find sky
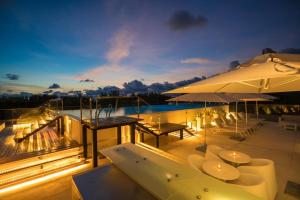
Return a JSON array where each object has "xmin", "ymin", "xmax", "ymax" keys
[{"xmin": 0, "ymin": 0, "xmax": 300, "ymax": 94}]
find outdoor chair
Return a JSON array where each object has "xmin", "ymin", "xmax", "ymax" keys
[
  {"xmin": 280, "ymin": 115, "xmax": 299, "ymax": 131},
  {"xmin": 238, "ymin": 158, "xmax": 277, "ymax": 200},
  {"xmin": 230, "ymin": 172, "xmax": 269, "ymax": 200},
  {"xmin": 290, "ymin": 107, "xmax": 296, "ymax": 113},
  {"xmin": 205, "ymin": 145, "xmax": 224, "ymax": 161},
  {"xmin": 187, "ymin": 154, "xmax": 205, "ymax": 171},
  {"xmin": 211, "ymin": 117, "xmax": 251, "ymax": 137},
  {"xmin": 238, "ymin": 112, "xmax": 246, "ymax": 120}
]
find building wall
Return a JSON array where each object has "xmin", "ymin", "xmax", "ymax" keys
[{"xmin": 130, "ymin": 105, "xmax": 229, "ymax": 126}]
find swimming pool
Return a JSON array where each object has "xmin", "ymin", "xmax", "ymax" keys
[{"xmin": 63, "ymin": 103, "xmax": 206, "ymax": 118}]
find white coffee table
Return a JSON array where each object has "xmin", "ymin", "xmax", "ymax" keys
[
  {"xmin": 202, "ymin": 160, "xmax": 240, "ymax": 181},
  {"xmin": 218, "ymin": 150, "xmax": 251, "ymax": 165}
]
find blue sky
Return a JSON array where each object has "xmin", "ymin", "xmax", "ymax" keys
[{"xmin": 0, "ymin": 0, "xmax": 300, "ymax": 94}]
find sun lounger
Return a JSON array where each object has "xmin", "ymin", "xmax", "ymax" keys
[{"xmin": 280, "ymin": 115, "xmax": 300, "ymax": 131}]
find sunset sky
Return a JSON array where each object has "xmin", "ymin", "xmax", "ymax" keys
[{"xmin": 0, "ymin": 0, "xmax": 300, "ymax": 94}]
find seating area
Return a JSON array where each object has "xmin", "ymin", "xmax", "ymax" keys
[
  {"xmin": 188, "ymin": 145, "xmax": 277, "ymax": 200},
  {"xmin": 137, "ymin": 108, "xmax": 264, "ymax": 148},
  {"xmin": 210, "ymin": 111, "xmax": 263, "ymax": 139}
]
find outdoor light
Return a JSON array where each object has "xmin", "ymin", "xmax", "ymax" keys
[
  {"xmin": 217, "ymin": 163, "xmax": 222, "ymax": 169},
  {"xmin": 187, "ymin": 121, "xmax": 192, "ymax": 128},
  {"xmin": 211, "ymin": 121, "xmax": 217, "ymax": 126},
  {"xmin": 165, "ymin": 173, "xmax": 172, "ymax": 182},
  {"xmin": 226, "ymin": 113, "xmax": 231, "ymax": 120},
  {"xmin": 232, "ymin": 152, "xmax": 237, "ymax": 157},
  {"xmin": 13, "ymin": 123, "xmax": 31, "ymax": 130},
  {"xmin": 196, "ymin": 115, "xmax": 201, "ymax": 131}
]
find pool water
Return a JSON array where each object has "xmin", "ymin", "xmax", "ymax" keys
[{"xmin": 63, "ymin": 103, "xmax": 205, "ymax": 118}]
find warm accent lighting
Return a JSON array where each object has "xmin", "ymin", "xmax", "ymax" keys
[
  {"xmin": 165, "ymin": 173, "xmax": 172, "ymax": 182},
  {"xmin": 196, "ymin": 116, "xmax": 201, "ymax": 131},
  {"xmin": 211, "ymin": 121, "xmax": 217, "ymax": 126},
  {"xmin": 0, "ymin": 163, "xmax": 89, "ymax": 195},
  {"xmin": 13, "ymin": 123, "xmax": 31, "ymax": 130},
  {"xmin": 187, "ymin": 121, "xmax": 192, "ymax": 128}
]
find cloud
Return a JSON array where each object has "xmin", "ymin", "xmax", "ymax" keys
[
  {"xmin": 48, "ymin": 83, "xmax": 61, "ymax": 89},
  {"xmin": 0, "ymin": 81, "xmax": 45, "ymax": 94},
  {"xmin": 106, "ymin": 28, "xmax": 134, "ymax": 63},
  {"xmin": 181, "ymin": 57, "xmax": 211, "ymax": 64},
  {"xmin": 43, "ymin": 90, "xmax": 53, "ymax": 94},
  {"xmin": 167, "ymin": 10, "xmax": 207, "ymax": 31},
  {"xmin": 80, "ymin": 79, "xmax": 94, "ymax": 83},
  {"xmin": 5, "ymin": 73, "xmax": 19, "ymax": 80},
  {"xmin": 74, "ymin": 27, "xmax": 135, "ymax": 85}
]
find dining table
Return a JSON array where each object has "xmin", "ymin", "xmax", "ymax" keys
[
  {"xmin": 218, "ymin": 150, "xmax": 251, "ymax": 166},
  {"xmin": 202, "ymin": 160, "xmax": 240, "ymax": 181}
]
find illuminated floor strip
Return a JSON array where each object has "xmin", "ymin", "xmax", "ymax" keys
[{"xmin": 0, "ymin": 163, "xmax": 89, "ymax": 195}]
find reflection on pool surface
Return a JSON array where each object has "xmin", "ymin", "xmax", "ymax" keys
[{"xmin": 63, "ymin": 103, "xmax": 205, "ymax": 118}]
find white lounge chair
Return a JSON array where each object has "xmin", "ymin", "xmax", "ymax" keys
[
  {"xmin": 205, "ymin": 145, "xmax": 223, "ymax": 161},
  {"xmin": 230, "ymin": 172, "xmax": 269, "ymax": 200},
  {"xmin": 238, "ymin": 158, "xmax": 277, "ymax": 200},
  {"xmin": 187, "ymin": 154, "xmax": 205, "ymax": 171}
]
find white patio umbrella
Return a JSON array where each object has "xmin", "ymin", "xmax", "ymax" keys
[
  {"xmin": 167, "ymin": 93, "xmax": 240, "ymax": 152},
  {"xmin": 165, "ymin": 53, "xmax": 300, "ymax": 94}
]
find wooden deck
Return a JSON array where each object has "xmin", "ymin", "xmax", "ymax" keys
[{"xmin": 0, "ymin": 127, "xmax": 79, "ymax": 164}]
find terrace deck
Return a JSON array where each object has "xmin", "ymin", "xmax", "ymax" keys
[{"xmin": 2, "ymin": 121, "xmax": 300, "ymax": 200}]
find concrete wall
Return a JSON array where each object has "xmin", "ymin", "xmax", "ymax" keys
[{"xmin": 130, "ymin": 105, "xmax": 229, "ymax": 126}]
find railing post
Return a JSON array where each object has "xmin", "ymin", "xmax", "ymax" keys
[
  {"xmin": 130, "ymin": 123, "xmax": 136, "ymax": 144},
  {"xmin": 60, "ymin": 116, "xmax": 64, "ymax": 136},
  {"xmin": 92, "ymin": 129, "xmax": 98, "ymax": 167},
  {"xmin": 82, "ymin": 125, "xmax": 88, "ymax": 158},
  {"xmin": 117, "ymin": 126, "xmax": 122, "ymax": 144}
]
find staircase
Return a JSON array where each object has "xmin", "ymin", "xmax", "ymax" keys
[
  {"xmin": 0, "ymin": 125, "xmax": 84, "ymax": 187},
  {"xmin": 0, "ymin": 146, "xmax": 84, "ymax": 187},
  {"xmin": 14, "ymin": 115, "xmax": 63, "ymax": 143}
]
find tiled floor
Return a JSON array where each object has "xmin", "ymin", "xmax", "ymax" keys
[{"xmin": 1, "ymin": 121, "xmax": 299, "ymax": 200}]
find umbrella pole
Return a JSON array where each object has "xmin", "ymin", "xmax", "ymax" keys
[
  {"xmin": 204, "ymin": 101, "xmax": 207, "ymax": 146},
  {"xmin": 235, "ymin": 101, "xmax": 238, "ymax": 134},
  {"xmin": 256, "ymin": 101, "xmax": 259, "ymax": 120},
  {"xmin": 197, "ymin": 101, "xmax": 207, "ymax": 152},
  {"xmin": 245, "ymin": 101, "xmax": 248, "ymax": 125}
]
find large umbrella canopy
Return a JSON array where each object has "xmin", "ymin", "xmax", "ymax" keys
[
  {"xmin": 229, "ymin": 93, "xmax": 276, "ymax": 101},
  {"xmin": 167, "ymin": 93, "xmax": 239, "ymax": 103},
  {"xmin": 165, "ymin": 53, "xmax": 300, "ymax": 94}
]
